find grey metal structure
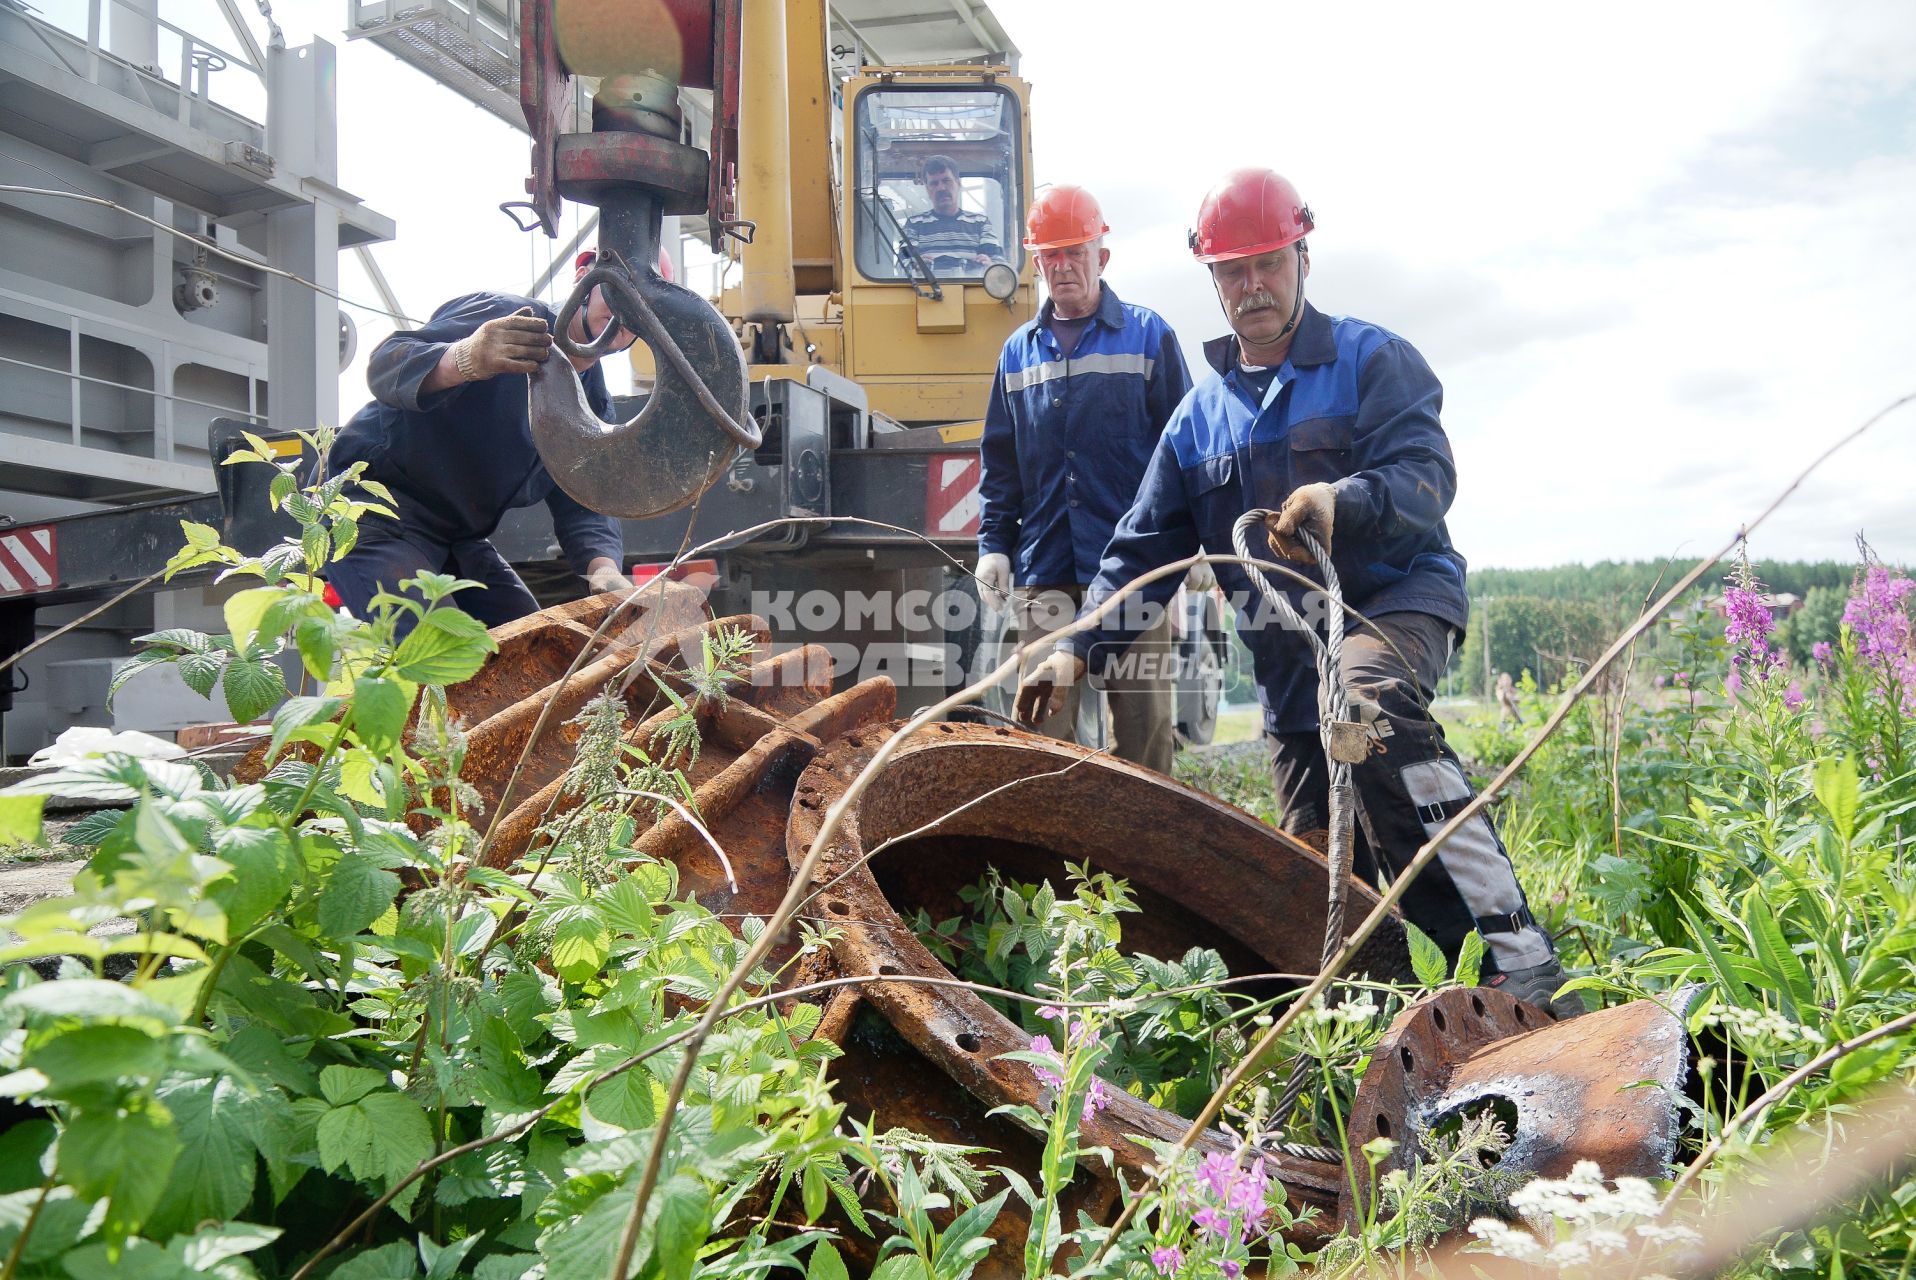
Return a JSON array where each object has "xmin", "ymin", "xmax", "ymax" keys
[
  {"xmin": 0, "ymin": 0, "xmax": 392, "ymax": 756},
  {"xmin": 344, "ymin": 0, "xmax": 1017, "ymax": 133},
  {"xmin": 0, "ymin": 0, "xmax": 1215, "ymax": 760}
]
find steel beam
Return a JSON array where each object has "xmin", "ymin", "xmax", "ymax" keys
[
  {"xmin": 264, "ymin": 39, "xmax": 340, "ymax": 435},
  {"xmin": 0, "ymin": 432, "xmax": 211, "ymax": 496},
  {"xmin": 351, "ymin": 244, "xmax": 415, "ymax": 326}
]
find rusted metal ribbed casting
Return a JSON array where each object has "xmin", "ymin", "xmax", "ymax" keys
[{"xmin": 238, "ymin": 594, "xmax": 1692, "ymax": 1271}]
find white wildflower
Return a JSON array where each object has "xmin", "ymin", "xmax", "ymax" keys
[
  {"xmin": 1303, "ymin": 992, "xmax": 1380, "ymax": 1029},
  {"xmin": 1546, "ymin": 1238, "xmax": 1593, "ymax": 1267},
  {"xmin": 1609, "ymin": 1176, "xmax": 1662, "ymax": 1216},
  {"xmin": 1584, "ymin": 1227, "xmax": 1631, "ymax": 1255},
  {"xmin": 1469, "ymin": 1218, "xmax": 1545, "ymax": 1263},
  {"xmin": 1635, "ymin": 1222, "xmax": 1704, "ymax": 1246}
]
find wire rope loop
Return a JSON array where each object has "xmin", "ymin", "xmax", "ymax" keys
[
  {"xmin": 1231, "ymin": 508, "xmax": 1357, "ymax": 1131},
  {"xmin": 551, "ymin": 264, "xmax": 763, "ymax": 450}
]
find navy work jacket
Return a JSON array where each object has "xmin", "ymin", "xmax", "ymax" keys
[
  {"xmin": 331, "ymin": 292, "xmax": 623, "ymax": 573},
  {"xmin": 1064, "ymin": 303, "xmax": 1470, "ymax": 735},
  {"xmin": 978, "ymin": 285, "xmax": 1192, "ymax": 586}
]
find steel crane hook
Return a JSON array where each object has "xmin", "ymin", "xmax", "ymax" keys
[{"xmin": 528, "ymin": 253, "xmax": 757, "ymax": 520}]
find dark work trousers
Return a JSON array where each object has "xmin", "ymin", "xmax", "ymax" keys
[
  {"xmin": 327, "ymin": 524, "xmax": 540, "ymax": 637},
  {"xmin": 1266, "ymin": 611, "xmax": 1554, "ymax": 973},
  {"xmin": 1010, "ymin": 584, "xmax": 1176, "ymax": 775}
]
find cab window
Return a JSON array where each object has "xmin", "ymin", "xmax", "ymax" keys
[{"xmin": 852, "ymin": 85, "xmax": 1023, "ymax": 284}]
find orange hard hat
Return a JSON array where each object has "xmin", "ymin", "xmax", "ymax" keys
[
  {"xmin": 1023, "ymin": 184, "xmax": 1109, "ymax": 251},
  {"xmin": 1189, "ymin": 168, "xmax": 1314, "ymax": 264}
]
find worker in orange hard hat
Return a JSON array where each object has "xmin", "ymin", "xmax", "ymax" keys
[
  {"xmin": 977, "ymin": 184, "xmax": 1194, "ymax": 773},
  {"xmin": 1020, "ymin": 168, "xmax": 1582, "ymax": 1018}
]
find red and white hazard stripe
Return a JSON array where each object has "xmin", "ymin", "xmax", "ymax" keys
[
  {"xmin": 926, "ymin": 453, "xmax": 982, "ymax": 538},
  {"xmin": 0, "ymin": 527, "xmax": 57, "ymax": 597}
]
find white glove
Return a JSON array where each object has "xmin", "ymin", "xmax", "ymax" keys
[
  {"xmin": 586, "ymin": 563, "xmax": 633, "ymax": 595},
  {"xmin": 976, "ymin": 552, "xmax": 1012, "ymax": 610},
  {"xmin": 1184, "ymin": 558, "xmax": 1217, "ymax": 593},
  {"xmin": 1015, "ymin": 650, "xmax": 1086, "ymax": 728}
]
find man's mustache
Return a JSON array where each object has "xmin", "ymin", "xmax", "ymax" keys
[{"xmin": 1234, "ymin": 290, "xmax": 1280, "ymax": 317}]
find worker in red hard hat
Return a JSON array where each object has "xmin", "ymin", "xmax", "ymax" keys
[
  {"xmin": 1019, "ymin": 168, "xmax": 1581, "ymax": 1018},
  {"xmin": 326, "ymin": 249, "xmax": 640, "ymax": 636},
  {"xmin": 977, "ymin": 184, "xmax": 1194, "ymax": 772}
]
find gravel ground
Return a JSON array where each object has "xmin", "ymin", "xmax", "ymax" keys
[{"xmin": 0, "ymin": 811, "xmax": 123, "ymax": 926}]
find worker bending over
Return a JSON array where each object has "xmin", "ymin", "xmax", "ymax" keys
[
  {"xmin": 1018, "ymin": 169, "xmax": 1579, "ymax": 1017},
  {"xmin": 978, "ymin": 185, "xmax": 1193, "ymax": 773},
  {"xmin": 327, "ymin": 250, "xmax": 637, "ymax": 632}
]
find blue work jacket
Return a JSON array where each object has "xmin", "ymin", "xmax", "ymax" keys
[
  {"xmin": 978, "ymin": 285, "xmax": 1192, "ymax": 586},
  {"xmin": 331, "ymin": 292, "xmax": 623, "ymax": 573},
  {"xmin": 1064, "ymin": 303, "xmax": 1471, "ymax": 735}
]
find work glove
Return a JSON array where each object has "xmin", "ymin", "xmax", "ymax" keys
[
  {"xmin": 586, "ymin": 562, "xmax": 633, "ymax": 595},
  {"xmin": 1265, "ymin": 482, "xmax": 1337, "ymax": 565},
  {"xmin": 1184, "ymin": 558, "xmax": 1217, "ymax": 593},
  {"xmin": 1015, "ymin": 650, "xmax": 1086, "ymax": 728},
  {"xmin": 452, "ymin": 307, "xmax": 553, "ymax": 381},
  {"xmin": 975, "ymin": 552, "xmax": 1012, "ymax": 610}
]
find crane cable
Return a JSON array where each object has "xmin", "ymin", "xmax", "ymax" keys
[{"xmin": 1229, "ymin": 510, "xmax": 1356, "ymax": 1134}]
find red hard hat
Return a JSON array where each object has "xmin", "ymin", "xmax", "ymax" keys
[
  {"xmin": 1023, "ymin": 184, "xmax": 1109, "ymax": 251},
  {"xmin": 1190, "ymin": 168, "xmax": 1314, "ymax": 264},
  {"xmin": 578, "ymin": 246, "xmax": 674, "ymax": 282}
]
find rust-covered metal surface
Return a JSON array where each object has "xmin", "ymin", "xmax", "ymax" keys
[
  {"xmin": 227, "ymin": 593, "xmax": 1695, "ymax": 1269},
  {"xmin": 1342, "ymin": 985, "xmax": 1695, "ymax": 1226},
  {"xmin": 783, "ymin": 720, "xmax": 1414, "ymax": 1257}
]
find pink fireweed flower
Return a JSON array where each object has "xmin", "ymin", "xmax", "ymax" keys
[
  {"xmin": 1812, "ymin": 640, "xmax": 1834, "ymax": 665},
  {"xmin": 1843, "ymin": 562, "xmax": 1916, "ymax": 709},
  {"xmin": 1081, "ymin": 1076, "xmax": 1111, "ymax": 1123},
  {"xmin": 1228, "ymin": 1158, "xmax": 1270, "ymax": 1227},
  {"xmin": 1150, "ymin": 1245, "xmax": 1183, "ymax": 1276},
  {"xmin": 1722, "ymin": 580, "xmax": 1775, "ymax": 651},
  {"xmin": 1197, "ymin": 1152, "xmax": 1236, "ymax": 1200},
  {"xmin": 1193, "ymin": 1205, "xmax": 1232, "ymax": 1238},
  {"xmin": 1722, "ymin": 566, "xmax": 1785, "ymax": 694},
  {"xmin": 1028, "ymin": 1035, "xmax": 1062, "ymax": 1090},
  {"xmin": 1784, "ymin": 683, "xmax": 1806, "ymax": 710}
]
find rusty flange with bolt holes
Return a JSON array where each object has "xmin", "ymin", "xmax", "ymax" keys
[
  {"xmin": 784, "ymin": 719, "xmax": 1415, "ymax": 1265},
  {"xmin": 1342, "ymin": 984, "xmax": 1696, "ymax": 1228},
  {"xmin": 225, "ymin": 594, "xmax": 1694, "ymax": 1272}
]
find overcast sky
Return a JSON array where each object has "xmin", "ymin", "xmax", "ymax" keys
[{"xmin": 271, "ymin": 0, "xmax": 1916, "ymax": 571}]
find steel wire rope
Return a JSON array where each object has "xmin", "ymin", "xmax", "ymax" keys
[{"xmin": 1230, "ymin": 511, "xmax": 1354, "ymax": 1133}]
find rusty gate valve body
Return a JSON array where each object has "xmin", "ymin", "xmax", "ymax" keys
[{"xmin": 531, "ymin": 241, "xmax": 756, "ymax": 520}]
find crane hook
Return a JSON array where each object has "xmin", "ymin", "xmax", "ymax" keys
[{"xmin": 529, "ymin": 258, "xmax": 757, "ymax": 520}]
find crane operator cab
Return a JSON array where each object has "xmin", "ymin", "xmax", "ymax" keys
[{"xmin": 855, "ymin": 86, "xmax": 1024, "ymax": 301}]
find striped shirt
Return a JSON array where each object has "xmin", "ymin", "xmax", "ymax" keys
[{"xmin": 901, "ymin": 209, "xmax": 1001, "ymax": 267}]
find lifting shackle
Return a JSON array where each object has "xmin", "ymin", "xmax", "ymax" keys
[{"xmin": 522, "ymin": 0, "xmax": 757, "ymax": 519}]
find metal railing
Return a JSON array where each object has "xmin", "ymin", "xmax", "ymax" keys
[
  {"xmin": 10, "ymin": 0, "xmax": 268, "ymax": 126},
  {"xmin": 0, "ymin": 351, "xmax": 264, "ymax": 468}
]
